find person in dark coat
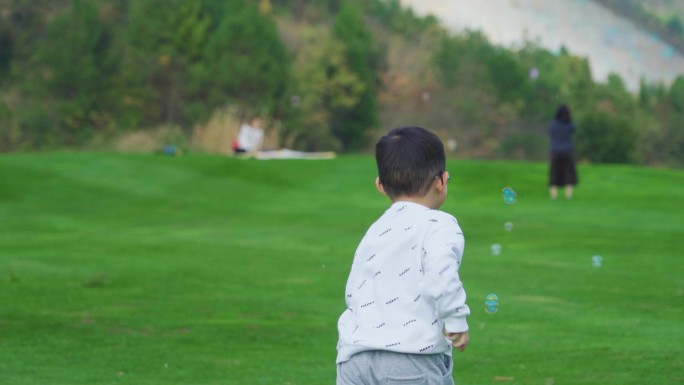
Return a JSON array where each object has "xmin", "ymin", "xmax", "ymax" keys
[{"xmin": 548, "ymin": 105, "xmax": 578, "ymax": 199}]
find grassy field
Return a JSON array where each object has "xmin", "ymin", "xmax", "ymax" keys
[{"xmin": 0, "ymin": 153, "xmax": 682, "ymax": 385}]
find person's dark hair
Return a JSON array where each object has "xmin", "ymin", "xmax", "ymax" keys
[
  {"xmin": 555, "ymin": 104, "xmax": 572, "ymax": 123},
  {"xmin": 375, "ymin": 126, "xmax": 446, "ymax": 199}
]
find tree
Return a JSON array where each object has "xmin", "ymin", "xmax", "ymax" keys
[
  {"xmin": 25, "ymin": 0, "xmax": 119, "ymax": 147},
  {"xmin": 432, "ymin": 35, "xmax": 461, "ymax": 87},
  {"xmin": 486, "ymin": 48, "xmax": 530, "ymax": 104},
  {"xmin": 666, "ymin": 15, "xmax": 683, "ymax": 37},
  {"xmin": 669, "ymin": 76, "xmax": 684, "ymax": 113},
  {"xmin": 271, "ymin": 0, "xmax": 340, "ymax": 20},
  {"xmin": 331, "ymin": 1, "xmax": 380, "ymax": 150},
  {"xmin": 0, "ymin": 25, "xmax": 11, "ymax": 81},
  {"xmin": 607, "ymin": 73, "xmax": 627, "ymax": 94},
  {"xmin": 125, "ymin": 0, "xmax": 215, "ymax": 125},
  {"xmin": 285, "ymin": 29, "xmax": 366, "ymax": 150},
  {"xmin": 638, "ymin": 78, "xmax": 653, "ymax": 109},
  {"xmin": 189, "ymin": 0, "xmax": 290, "ymax": 119}
]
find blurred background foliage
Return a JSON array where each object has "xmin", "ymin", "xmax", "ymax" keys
[{"xmin": 0, "ymin": 0, "xmax": 682, "ymax": 165}]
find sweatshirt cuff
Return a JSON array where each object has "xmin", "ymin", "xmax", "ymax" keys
[{"xmin": 443, "ymin": 317, "xmax": 469, "ymax": 333}]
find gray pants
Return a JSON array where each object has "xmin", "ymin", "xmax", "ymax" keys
[{"xmin": 337, "ymin": 350, "xmax": 455, "ymax": 385}]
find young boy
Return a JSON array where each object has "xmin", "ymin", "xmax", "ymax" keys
[{"xmin": 336, "ymin": 126, "xmax": 470, "ymax": 385}]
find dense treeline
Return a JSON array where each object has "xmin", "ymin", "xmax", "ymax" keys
[
  {"xmin": 0, "ymin": 0, "xmax": 682, "ymax": 165},
  {"xmin": 0, "ymin": 0, "xmax": 295, "ymax": 149}
]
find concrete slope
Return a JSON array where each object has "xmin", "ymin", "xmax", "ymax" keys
[{"xmin": 401, "ymin": 0, "xmax": 684, "ymax": 91}]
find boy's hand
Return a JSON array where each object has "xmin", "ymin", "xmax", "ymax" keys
[{"xmin": 446, "ymin": 331, "xmax": 469, "ymax": 352}]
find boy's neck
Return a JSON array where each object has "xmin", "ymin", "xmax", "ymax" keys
[
  {"xmin": 377, "ymin": 174, "xmax": 448, "ymax": 210},
  {"xmin": 391, "ymin": 194, "xmax": 442, "ymax": 210}
]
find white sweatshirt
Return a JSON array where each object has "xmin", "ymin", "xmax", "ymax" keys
[
  {"xmin": 236, "ymin": 123, "xmax": 264, "ymax": 151},
  {"xmin": 337, "ymin": 201, "xmax": 470, "ymax": 363}
]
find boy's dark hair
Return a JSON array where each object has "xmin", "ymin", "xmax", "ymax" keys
[{"xmin": 375, "ymin": 126, "xmax": 446, "ymax": 199}]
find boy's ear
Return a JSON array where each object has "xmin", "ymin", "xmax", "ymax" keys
[
  {"xmin": 375, "ymin": 177, "xmax": 387, "ymax": 196},
  {"xmin": 434, "ymin": 172, "xmax": 448, "ymax": 192}
]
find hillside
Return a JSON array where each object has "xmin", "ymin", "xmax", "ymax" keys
[
  {"xmin": 595, "ymin": 0, "xmax": 684, "ymax": 54},
  {"xmin": 400, "ymin": 0, "xmax": 684, "ymax": 91},
  {"xmin": 0, "ymin": 0, "xmax": 683, "ymax": 166}
]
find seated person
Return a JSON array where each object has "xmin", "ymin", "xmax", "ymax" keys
[{"xmin": 232, "ymin": 117, "xmax": 264, "ymax": 154}]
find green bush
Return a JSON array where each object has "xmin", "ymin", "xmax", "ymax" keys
[{"xmin": 576, "ymin": 111, "xmax": 639, "ymax": 164}]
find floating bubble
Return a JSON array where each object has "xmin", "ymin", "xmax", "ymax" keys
[
  {"xmin": 529, "ymin": 67, "xmax": 539, "ymax": 79},
  {"xmin": 490, "ymin": 243, "xmax": 502, "ymax": 256},
  {"xmin": 485, "ymin": 305, "xmax": 498, "ymax": 314},
  {"xmin": 502, "ymin": 187, "xmax": 517, "ymax": 205},
  {"xmin": 484, "ymin": 293, "xmax": 499, "ymax": 314},
  {"xmin": 591, "ymin": 255, "xmax": 603, "ymax": 268},
  {"xmin": 504, "ymin": 221, "xmax": 513, "ymax": 232}
]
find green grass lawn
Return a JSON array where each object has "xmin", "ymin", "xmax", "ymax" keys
[{"xmin": 1, "ymin": 153, "xmax": 682, "ymax": 385}]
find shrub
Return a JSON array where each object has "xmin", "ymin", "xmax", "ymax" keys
[{"xmin": 576, "ymin": 111, "xmax": 639, "ymax": 164}]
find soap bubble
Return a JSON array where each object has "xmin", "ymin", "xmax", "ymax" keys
[
  {"xmin": 502, "ymin": 187, "xmax": 517, "ymax": 205},
  {"xmin": 529, "ymin": 67, "xmax": 539, "ymax": 79},
  {"xmin": 504, "ymin": 221, "xmax": 513, "ymax": 232},
  {"xmin": 485, "ymin": 305, "xmax": 498, "ymax": 314},
  {"xmin": 591, "ymin": 255, "xmax": 603, "ymax": 268},
  {"xmin": 490, "ymin": 243, "xmax": 502, "ymax": 256},
  {"xmin": 485, "ymin": 293, "xmax": 499, "ymax": 302},
  {"xmin": 484, "ymin": 293, "xmax": 499, "ymax": 314}
]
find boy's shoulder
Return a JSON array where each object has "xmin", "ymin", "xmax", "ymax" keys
[{"xmin": 425, "ymin": 209, "xmax": 461, "ymax": 233}]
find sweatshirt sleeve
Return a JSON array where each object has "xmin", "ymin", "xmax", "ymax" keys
[{"xmin": 421, "ymin": 221, "xmax": 470, "ymax": 333}]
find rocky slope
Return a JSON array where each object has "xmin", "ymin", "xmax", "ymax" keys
[{"xmin": 401, "ymin": 0, "xmax": 684, "ymax": 91}]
